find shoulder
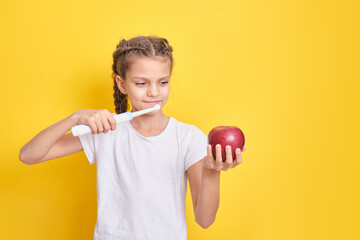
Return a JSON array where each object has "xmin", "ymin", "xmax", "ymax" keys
[{"xmin": 170, "ymin": 117, "xmax": 207, "ymax": 139}]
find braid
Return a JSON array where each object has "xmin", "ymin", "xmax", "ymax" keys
[
  {"xmin": 112, "ymin": 43, "xmax": 129, "ymax": 114},
  {"xmin": 111, "ymin": 35, "xmax": 174, "ymax": 114},
  {"xmin": 112, "ymin": 78, "xmax": 128, "ymax": 114}
]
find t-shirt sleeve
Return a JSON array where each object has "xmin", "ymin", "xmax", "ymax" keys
[
  {"xmin": 184, "ymin": 125, "xmax": 208, "ymax": 172},
  {"xmin": 78, "ymin": 132, "xmax": 101, "ymax": 165}
]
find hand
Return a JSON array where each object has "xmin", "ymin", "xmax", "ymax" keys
[
  {"xmin": 73, "ymin": 109, "xmax": 117, "ymax": 134},
  {"xmin": 203, "ymin": 144, "xmax": 246, "ymax": 172}
]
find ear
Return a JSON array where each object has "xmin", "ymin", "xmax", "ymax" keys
[{"xmin": 115, "ymin": 75, "xmax": 127, "ymax": 95}]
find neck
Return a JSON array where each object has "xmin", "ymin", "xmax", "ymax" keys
[{"xmin": 129, "ymin": 111, "xmax": 169, "ymax": 131}]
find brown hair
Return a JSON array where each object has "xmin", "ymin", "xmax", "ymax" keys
[{"xmin": 112, "ymin": 35, "xmax": 174, "ymax": 114}]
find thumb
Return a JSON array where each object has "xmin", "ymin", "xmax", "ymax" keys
[{"xmin": 112, "ymin": 113, "xmax": 117, "ymax": 116}]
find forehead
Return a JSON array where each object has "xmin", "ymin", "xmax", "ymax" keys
[{"xmin": 127, "ymin": 56, "xmax": 171, "ymax": 78}]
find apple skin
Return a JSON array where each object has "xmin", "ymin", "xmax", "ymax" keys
[{"xmin": 208, "ymin": 126, "xmax": 245, "ymax": 161}]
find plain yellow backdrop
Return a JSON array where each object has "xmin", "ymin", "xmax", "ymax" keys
[{"xmin": 1, "ymin": 0, "xmax": 359, "ymax": 239}]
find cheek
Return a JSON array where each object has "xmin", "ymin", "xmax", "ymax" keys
[
  {"xmin": 163, "ymin": 88, "xmax": 170, "ymax": 96},
  {"xmin": 133, "ymin": 90, "xmax": 146, "ymax": 99},
  {"xmin": 162, "ymin": 84, "xmax": 170, "ymax": 93},
  {"xmin": 127, "ymin": 88, "xmax": 144, "ymax": 100},
  {"xmin": 165, "ymin": 86, "xmax": 171, "ymax": 96}
]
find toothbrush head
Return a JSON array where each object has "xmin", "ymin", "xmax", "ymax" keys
[
  {"xmin": 131, "ymin": 104, "xmax": 162, "ymax": 118},
  {"xmin": 154, "ymin": 104, "xmax": 161, "ymax": 110}
]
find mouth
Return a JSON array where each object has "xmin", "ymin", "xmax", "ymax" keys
[{"xmin": 144, "ymin": 100, "xmax": 161, "ymax": 104}]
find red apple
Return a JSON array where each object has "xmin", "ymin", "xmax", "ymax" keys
[{"xmin": 208, "ymin": 126, "xmax": 245, "ymax": 161}]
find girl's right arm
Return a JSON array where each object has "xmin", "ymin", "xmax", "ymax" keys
[{"xmin": 19, "ymin": 109, "xmax": 117, "ymax": 165}]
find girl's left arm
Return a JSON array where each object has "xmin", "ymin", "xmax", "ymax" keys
[{"xmin": 187, "ymin": 144, "xmax": 245, "ymax": 229}]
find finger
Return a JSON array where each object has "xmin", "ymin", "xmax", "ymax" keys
[
  {"xmin": 206, "ymin": 145, "xmax": 215, "ymax": 169},
  {"xmin": 230, "ymin": 160, "xmax": 239, "ymax": 169},
  {"xmin": 99, "ymin": 110, "xmax": 112, "ymax": 133},
  {"xmin": 107, "ymin": 114, "xmax": 117, "ymax": 130},
  {"xmin": 215, "ymin": 144, "xmax": 223, "ymax": 171},
  {"xmin": 215, "ymin": 144, "xmax": 222, "ymax": 162},
  {"xmin": 88, "ymin": 120, "xmax": 98, "ymax": 135},
  {"xmin": 95, "ymin": 119, "xmax": 103, "ymax": 134},
  {"xmin": 207, "ymin": 144, "xmax": 215, "ymax": 161},
  {"xmin": 101, "ymin": 116, "xmax": 111, "ymax": 133},
  {"xmin": 235, "ymin": 148, "xmax": 242, "ymax": 164},
  {"xmin": 224, "ymin": 145, "xmax": 232, "ymax": 170}
]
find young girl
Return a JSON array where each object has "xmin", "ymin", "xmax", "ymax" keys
[{"xmin": 19, "ymin": 35, "xmax": 245, "ymax": 239}]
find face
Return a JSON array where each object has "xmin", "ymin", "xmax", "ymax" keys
[{"xmin": 115, "ymin": 56, "xmax": 171, "ymax": 114}]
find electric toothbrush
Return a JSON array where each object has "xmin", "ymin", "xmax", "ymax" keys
[{"xmin": 71, "ymin": 104, "xmax": 161, "ymax": 137}]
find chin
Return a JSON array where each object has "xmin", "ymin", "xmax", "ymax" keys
[{"xmin": 148, "ymin": 110, "xmax": 161, "ymax": 115}]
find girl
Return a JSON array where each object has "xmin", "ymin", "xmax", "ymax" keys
[{"xmin": 19, "ymin": 35, "xmax": 245, "ymax": 239}]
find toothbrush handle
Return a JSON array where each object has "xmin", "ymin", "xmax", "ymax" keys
[{"xmin": 71, "ymin": 112, "xmax": 133, "ymax": 137}]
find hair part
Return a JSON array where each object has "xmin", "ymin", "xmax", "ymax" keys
[{"xmin": 112, "ymin": 35, "xmax": 174, "ymax": 114}]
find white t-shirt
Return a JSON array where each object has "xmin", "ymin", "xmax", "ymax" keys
[{"xmin": 78, "ymin": 116, "xmax": 208, "ymax": 240}]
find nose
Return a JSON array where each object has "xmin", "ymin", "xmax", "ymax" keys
[{"xmin": 147, "ymin": 84, "xmax": 159, "ymax": 97}]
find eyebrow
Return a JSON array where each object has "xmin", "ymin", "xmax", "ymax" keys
[{"xmin": 131, "ymin": 76, "xmax": 170, "ymax": 81}]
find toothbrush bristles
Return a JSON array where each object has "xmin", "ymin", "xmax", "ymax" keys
[{"xmin": 154, "ymin": 104, "xmax": 161, "ymax": 110}]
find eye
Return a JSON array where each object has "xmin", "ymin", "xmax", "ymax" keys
[
  {"xmin": 160, "ymin": 81, "xmax": 169, "ymax": 85},
  {"xmin": 136, "ymin": 82, "xmax": 146, "ymax": 86}
]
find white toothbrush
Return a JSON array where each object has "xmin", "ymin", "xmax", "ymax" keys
[{"xmin": 71, "ymin": 104, "xmax": 161, "ymax": 137}]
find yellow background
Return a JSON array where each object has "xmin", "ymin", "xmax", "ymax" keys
[{"xmin": 1, "ymin": 0, "xmax": 359, "ymax": 239}]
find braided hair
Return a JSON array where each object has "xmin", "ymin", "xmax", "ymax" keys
[{"xmin": 112, "ymin": 35, "xmax": 174, "ymax": 114}]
